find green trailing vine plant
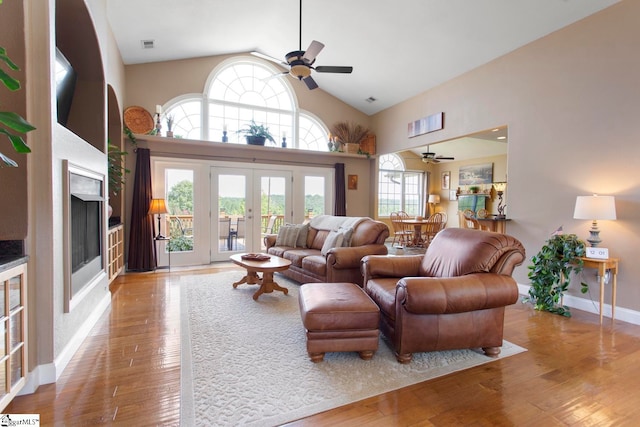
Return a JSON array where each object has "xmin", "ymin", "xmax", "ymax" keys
[
  {"xmin": 0, "ymin": 40, "xmax": 36, "ymax": 167},
  {"xmin": 524, "ymin": 233, "xmax": 587, "ymax": 317}
]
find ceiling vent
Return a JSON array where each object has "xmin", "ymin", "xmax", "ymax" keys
[
  {"xmin": 141, "ymin": 40, "xmax": 155, "ymax": 49},
  {"xmin": 365, "ymin": 97, "xmax": 377, "ymax": 103}
]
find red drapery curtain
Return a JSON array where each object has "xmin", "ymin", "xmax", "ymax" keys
[{"xmin": 127, "ymin": 148, "xmax": 156, "ymax": 271}]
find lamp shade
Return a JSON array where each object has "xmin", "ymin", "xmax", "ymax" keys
[
  {"xmin": 493, "ymin": 182, "xmax": 507, "ymax": 192},
  {"xmin": 428, "ymin": 194, "xmax": 440, "ymax": 204},
  {"xmin": 573, "ymin": 195, "xmax": 616, "ymax": 220},
  {"xmin": 148, "ymin": 198, "xmax": 169, "ymax": 215}
]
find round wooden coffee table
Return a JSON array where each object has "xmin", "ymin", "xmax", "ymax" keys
[{"xmin": 230, "ymin": 254, "xmax": 292, "ymax": 301}]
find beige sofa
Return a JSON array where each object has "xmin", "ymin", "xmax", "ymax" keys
[{"xmin": 264, "ymin": 215, "xmax": 389, "ymax": 286}]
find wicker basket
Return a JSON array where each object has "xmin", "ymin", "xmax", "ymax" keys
[{"xmin": 343, "ymin": 143, "xmax": 360, "ymax": 154}]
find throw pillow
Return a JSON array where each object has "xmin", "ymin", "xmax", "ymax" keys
[
  {"xmin": 295, "ymin": 223, "xmax": 310, "ymax": 248},
  {"xmin": 275, "ymin": 225, "xmax": 299, "ymax": 247},
  {"xmin": 284, "ymin": 223, "xmax": 310, "ymax": 248},
  {"xmin": 321, "ymin": 229, "xmax": 344, "ymax": 257},
  {"xmin": 339, "ymin": 226, "xmax": 354, "ymax": 247}
]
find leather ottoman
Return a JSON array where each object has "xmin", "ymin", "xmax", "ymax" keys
[{"xmin": 298, "ymin": 282, "xmax": 380, "ymax": 362}]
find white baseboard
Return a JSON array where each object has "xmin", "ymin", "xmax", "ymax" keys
[
  {"xmin": 19, "ymin": 292, "xmax": 112, "ymax": 395},
  {"xmin": 517, "ymin": 283, "xmax": 640, "ymax": 326}
]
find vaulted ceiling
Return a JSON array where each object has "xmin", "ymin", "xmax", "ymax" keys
[{"xmin": 106, "ymin": 0, "xmax": 619, "ymax": 116}]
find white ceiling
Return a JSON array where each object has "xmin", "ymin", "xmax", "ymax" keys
[{"xmin": 106, "ymin": 0, "xmax": 619, "ymax": 116}]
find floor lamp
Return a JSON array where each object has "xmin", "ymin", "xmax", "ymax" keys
[{"xmin": 148, "ymin": 198, "xmax": 169, "ymax": 239}]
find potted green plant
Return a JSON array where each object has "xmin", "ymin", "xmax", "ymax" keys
[
  {"xmin": 0, "ymin": 45, "xmax": 36, "ymax": 167},
  {"xmin": 523, "ymin": 233, "xmax": 587, "ymax": 317},
  {"xmin": 108, "ymin": 143, "xmax": 129, "ymax": 196},
  {"xmin": 237, "ymin": 120, "xmax": 275, "ymax": 146}
]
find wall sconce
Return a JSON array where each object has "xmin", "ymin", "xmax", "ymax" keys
[
  {"xmin": 428, "ymin": 194, "xmax": 440, "ymax": 216},
  {"xmin": 148, "ymin": 198, "xmax": 169, "ymax": 239},
  {"xmin": 492, "ymin": 182, "xmax": 507, "ymax": 219},
  {"xmin": 573, "ymin": 194, "xmax": 616, "ymax": 247}
]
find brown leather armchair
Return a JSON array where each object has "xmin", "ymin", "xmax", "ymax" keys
[{"xmin": 361, "ymin": 228, "xmax": 525, "ymax": 363}]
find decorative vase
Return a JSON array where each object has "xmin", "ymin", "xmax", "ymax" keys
[
  {"xmin": 246, "ymin": 136, "xmax": 266, "ymax": 146},
  {"xmin": 166, "ymin": 130, "xmax": 173, "ymax": 138}
]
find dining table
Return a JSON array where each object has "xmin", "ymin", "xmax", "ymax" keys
[{"xmin": 400, "ymin": 218, "xmax": 431, "ymax": 247}]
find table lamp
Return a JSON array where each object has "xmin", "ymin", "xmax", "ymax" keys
[
  {"xmin": 148, "ymin": 198, "xmax": 169, "ymax": 239},
  {"xmin": 573, "ymin": 194, "xmax": 616, "ymax": 247},
  {"xmin": 493, "ymin": 182, "xmax": 507, "ymax": 219},
  {"xmin": 428, "ymin": 194, "xmax": 440, "ymax": 215}
]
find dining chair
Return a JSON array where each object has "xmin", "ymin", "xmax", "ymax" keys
[
  {"xmin": 390, "ymin": 212, "xmax": 412, "ymax": 246},
  {"xmin": 235, "ymin": 217, "xmax": 245, "ymax": 250},
  {"xmin": 423, "ymin": 212, "xmax": 446, "ymax": 245},
  {"xmin": 219, "ymin": 217, "xmax": 231, "ymax": 250}
]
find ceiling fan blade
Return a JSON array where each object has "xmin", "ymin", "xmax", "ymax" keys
[
  {"xmin": 261, "ymin": 71, "xmax": 289, "ymax": 82},
  {"xmin": 436, "ymin": 156, "xmax": 455, "ymax": 160},
  {"xmin": 315, "ymin": 65, "xmax": 353, "ymax": 74},
  {"xmin": 251, "ymin": 51, "xmax": 288, "ymax": 67},
  {"xmin": 302, "ymin": 40, "xmax": 324, "ymax": 63},
  {"xmin": 303, "ymin": 75, "xmax": 318, "ymax": 90}
]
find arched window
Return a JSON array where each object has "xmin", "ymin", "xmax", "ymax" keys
[
  {"xmin": 161, "ymin": 57, "xmax": 329, "ymax": 150},
  {"xmin": 378, "ymin": 154, "xmax": 425, "ymax": 217}
]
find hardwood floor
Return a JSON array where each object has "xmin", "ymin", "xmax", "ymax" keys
[{"xmin": 6, "ymin": 264, "xmax": 640, "ymax": 426}]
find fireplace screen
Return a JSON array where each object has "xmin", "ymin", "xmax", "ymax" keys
[{"xmin": 64, "ymin": 161, "xmax": 105, "ymax": 312}]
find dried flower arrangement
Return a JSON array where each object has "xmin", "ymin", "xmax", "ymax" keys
[{"xmin": 330, "ymin": 121, "xmax": 369, "ymax": 148}]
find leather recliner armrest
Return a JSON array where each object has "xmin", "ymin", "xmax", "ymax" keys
[
  {"xmin": 397, "ymin": 273, "xmax": 519, "ymax": 315},
  {"xmin": 326, "ymin": 244, "xmax": 388, "ymax": 270},
  {"xmin": 361, "ymin": 254, "xmax": 423, "ymax": 281}
]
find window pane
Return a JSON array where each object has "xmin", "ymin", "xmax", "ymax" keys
[
  {"xmin": 305, "ymin": 176, "xmax": 325, "ymax": 218},
  {"xmin": 219, "ymin": 174, "xmax": 246, "ymax": 252},
  {"xmin": 299, "ymin": 114, "xmax": 329, "ymax": 151},
  {"xmin": 166, "ymin": 169, "xmax": 194, "ymax": 253}
]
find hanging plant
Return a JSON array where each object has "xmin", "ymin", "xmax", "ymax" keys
[{"xmin": 523, "ymin": 233, "xmax": 587, "ymax": 317}]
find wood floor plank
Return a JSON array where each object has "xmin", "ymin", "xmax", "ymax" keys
[{"xmin": 6, "ymin": 265, "xmax": 640, "ymax": 425}]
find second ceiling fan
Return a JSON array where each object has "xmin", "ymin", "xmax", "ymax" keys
[
  {"xmin": 251, "ymin": 0, "xmax": 353, "ymax": 90},
  {"xmin": 422, "ymin": 146, "xmax": 455, "ymax": 164}
]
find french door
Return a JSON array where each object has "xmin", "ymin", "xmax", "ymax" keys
[
  {"xmin": 152, "ymin": 157, "xmax": 332, "ymax": 267},
  {"xmin": 210, "ymin": 167, "xmax": 292, "ymax": 261}
]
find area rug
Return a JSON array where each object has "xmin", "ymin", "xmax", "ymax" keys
[{"xmin": 180, "ymin": 271, "xmax": 526, "ymax": 426}]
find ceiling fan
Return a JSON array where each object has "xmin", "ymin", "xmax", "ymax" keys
[
  {"xmin": 250, "ymin": 0, "xmax": 353, "ymax": 90},
  {"xmin": 421, "ymin": 146, "xmax": 455, "ymax": 164}
]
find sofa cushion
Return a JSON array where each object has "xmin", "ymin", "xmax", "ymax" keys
[
  {"xmin": 301, "ymin": 255, "xmax": 327, "ymax": 278},
  {"xmin": 321, "ymin": 229, "xmax": 344, "ymax": 256},
  {"xmin": 365, "ymin": 277, "xmax": 400, "ymax": 320},
  {"xmin": 275, "ymin": 225, "xmax": 300, "ymax": 247},
  {"xmin": 284, "ymin": 249, "xmax": 322, "ymax": 268}
]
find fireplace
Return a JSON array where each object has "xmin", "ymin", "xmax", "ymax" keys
[{"xmin": 63, "ymin": 161, "xmax": 106, "ymax": 312}]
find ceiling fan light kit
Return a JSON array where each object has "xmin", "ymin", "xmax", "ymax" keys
[
  {"xmin": 421, "ymin": 145, "xmax": 455, "ymax": 163},
  {"xmin": 250, "ymin": 0, "xmax": 352, "ymax": 90}
]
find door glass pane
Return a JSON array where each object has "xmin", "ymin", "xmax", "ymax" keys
[
  {"xmin": 166, "ymin": 169, "xmax": 194, "ymax": 253},
  {"xmin": 304, "ymin": 176, "xmax": 325, "ymax": 220},
  {"xmin": 261, "ymin": 177, "xmax": 286, "ymax": 236},
  {"xmin": 219, "ymin": 174, "xmax": 246, "ymax": 252}
]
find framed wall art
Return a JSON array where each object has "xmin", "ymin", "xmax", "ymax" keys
[
  {"xmin": 348, "ymin": 174, "xmax": 358, "ymax": 190},
  {"xmin": 441, "ymin": 171, "xmax": 450, "ymax": 190},
  {"xmin": 459, "ymin": 163, "xmax": 493, "ymax": 186}
]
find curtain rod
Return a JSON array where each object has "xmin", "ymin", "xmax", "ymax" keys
[{"xmin": 145, "ymin": 150, "xmax": 343, "ymax": 168}]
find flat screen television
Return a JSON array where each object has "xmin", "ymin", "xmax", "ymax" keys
[{"xmin": 54, "ymin": 47, "xmax": 77, "ymax": 127}]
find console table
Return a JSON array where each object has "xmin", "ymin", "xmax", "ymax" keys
[
  {"xmin": 477, "ymin": 217, "xmax": 511, "ymax": 234},
  {"xmin": 579, "ymin": 257, "xmax": 619, "ymax": 324}
]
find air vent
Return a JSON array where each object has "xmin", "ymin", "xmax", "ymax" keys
[
  {"xmin": 365, "ymin": 96, "xmax": 377, "ymax": 103},
  {"xmin": 141, "ymin": 40, "xmax": 155, "ymax": 49}
]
